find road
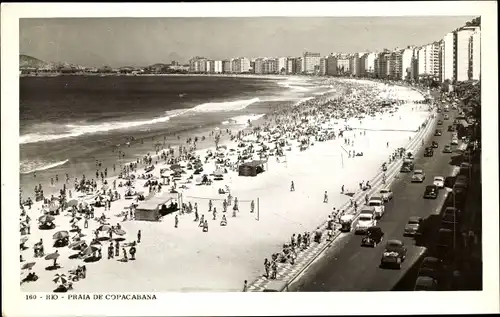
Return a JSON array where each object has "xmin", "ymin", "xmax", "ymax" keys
[{"xmin": 290, "ymin": 109, "xmax": 460, "ymax": 291}]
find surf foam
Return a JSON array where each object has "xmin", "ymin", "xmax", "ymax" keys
[
  {"xmin": 190, "ymin": 98, "xmax": 260, "ymax": 113},
  {"xmin": 20, "ymin": 159, "xmax": 69, "ymax": 174}
]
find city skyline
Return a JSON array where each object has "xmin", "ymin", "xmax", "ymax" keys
[{"xmin": 20, "ymin": 16, "xmax": 475, "ymax": 68}]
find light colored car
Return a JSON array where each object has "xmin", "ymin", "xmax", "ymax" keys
[
  {"xmin": 411, "ymin": 169, "xmax": 426, "ymax": 183},
  {"xmin": 355, "ymin": 213, "xmax": 377, "ymax": 234},
  {"xmin": 379, "ymin": 188, "xmax": 394, "ymax": 202},
  {"xmin": 404, "ymin": 216, "xmax": 423, "ymax": 236},
  {"xmin": 451, "ymin": 137, "xmax": 459, "ymax": 145},
  {"xmin": 433, "ymin": 176, "xmax": 445, "ymax": 188},
  {"xmin": 368, "ymin": 197, "xmax": 385, "ymax": 219}
]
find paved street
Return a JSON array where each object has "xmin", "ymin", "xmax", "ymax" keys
[{"xmin": 290, "ymin": 109, "xmax": 464, "ymax": 291}]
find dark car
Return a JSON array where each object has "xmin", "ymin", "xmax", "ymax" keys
[
  {"xmin": 434, "ymin": 129, "xmax": 443, "ymax": 136},
  {"xmin": 423, "ymin": 185, "xmax": 438, "ymax": 199},
  {"xmin": 431, "ymin": 141, "xmax": 439, "ymax": 148},
  {"xmin": 404, "ymin": 216, "xmax": 423, "ymax": 236},
  {"xmin": 418, "ymin": 257, "xmax": 443, "ymax": 282},
  {"xmin": 443, "ymin": 114, "xmax": 449, "ymax": 120},
  {"xmin": 448, "ymin": 125, "xmax": 455, "ymax": 132},
  {"xmin": 361, "ymin": 226, "xmax": 384, "ymax": 247},
  {"xmin": 443, "ymin": 145, "xmax": 452, "ymax": 153},
  {"xmin": 424, "ymin": 147, "xmax": 434, "ymax": 157},
  {"xmin": 380, "ymin": 240, "xmax": 407, "ymax": 269},
  {"xmin": 414, "ymin": 276, "xmax": 438, "ymax": 291},
  {"xmin": 437, "ymin": 120, "xmax": 443, "ymax": 125},
  {"xmin": 400, "ymin": 161, "xmax": 414, "ymax": 173}
]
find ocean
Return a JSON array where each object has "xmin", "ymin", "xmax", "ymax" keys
[{"xmin": 19, "ymin": 75, "xmax": 329, "ymax": 197}]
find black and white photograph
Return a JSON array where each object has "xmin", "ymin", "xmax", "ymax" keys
[{"xmin": 2, "ymin": 2, "xmax": 498, "ymax": 316}]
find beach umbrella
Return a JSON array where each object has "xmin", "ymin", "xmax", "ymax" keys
[
  {"xmin": 22, "ymin": 262, "xmax": 36, "ymax": 270},
  {"xmin": 20, "ymin": 236, "xmax": 29, "ymax": 244},
  {"xmin": 97, "ymin": 225, "xmax": 111, "ymax": 232},
  {"xmin": 67, "ymin": 199, "xmax": 79, "ymax": 207},
  {"xmin": 81, "ymin": 245, "xmax": 100, "ymax": 257},
  {"xmin": 113, "ymin": 228, "xmax": 126, "ymax": 236},
  {"xmin": 170, "ymin": 164, "xmax": 182, "ymax": 170},
  {"xmin": 68, "ymin": 240, "xmax": 86, "ymax": 249},
  {"xmin": 53, "ymin": 273, "xmax": 67, "ymax": 285},
  {"xmin": 53, "ymin": 230, "xmax": 69, "ymax": 240},
  {"xmin": 69, "ymin": 217, "xmax": 81, "ymax": 224},
  {"xmin": 45, "ymin": 252, "xmax": 60, "ymax": 260},
  {"xmin": 90, "ymin": 239, "xmax": 102, "ymax": 246},
  {"xmin": 38, "ymin": 215, "xmax": 55, "ymax": 223}
]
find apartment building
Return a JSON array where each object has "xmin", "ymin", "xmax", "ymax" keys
[
  {"xmin": 263, "ymin": 58, "xmax": 278, "ymax": 74},
  {"xmin": 188, "ymin": 56, "xmax": 208, "ymax": 73},
  {"xmin": 337, "ymin": 58, "xmax": 350, "ymax": 75},
  {"xmin": 295, "ymin": 57, "xmax": 303, "ymax": 74},
  {"xmin": 470, "ymin": 29, "xmax": 481, "ymax": 80},
  {"xmin": 441, "ymin": 32, "xmax": 455, "ymax": 82},
  {"xmin": 214, "ymin": 60, "xmax": 223, "ymax": 74},
  {"xmin": 222, "ymin": 60, "xmax": 232, "ymax": 73},
  {"xmin": 326, "ymin": 54, "xmax": 338, "ymax": 76},
  {"xmin": 278, "ymin": 57, "xmax": 288, "ymax": 74},
  {"xmin": 375, "ymin": 51, "xmax": 391, "ymax": 79},
  {"xmin": 302, "ymin": 52, "xmax": 321, "ymax": 74},
  {"xmin": 231, "ymin": 57, "xmax": 251, "ymax": 73},
  {"xmin": 360, "ymin": 52, "xmax": 377, "ymax": 77},
  {"xmin": 319, "ymin": 57, "xmax": 327, "ymax": 76},
  {"xmin": 456, "ymin": 27, "xmax": 477, "ymax": 81}
]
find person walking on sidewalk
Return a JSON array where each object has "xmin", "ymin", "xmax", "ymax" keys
[
  {"xmin": 323, "ymin": 191, "xmax": 328, "ymax": 203},
  {"xmin": 242, "ymin": 280, "xmax": 248, "ymax": 292}
]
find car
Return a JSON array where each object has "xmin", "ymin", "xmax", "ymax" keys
[
  {"xmin": 443, "ymin": 145, "xmax": 453, "ymax": 153},
  {"xmin": 414, "ymin": 276, "xmax": 438, "ymax": 291},
  {"xmin": 437, "ymin": 120, "xmax": 443, "ymax": 125},
  {"xmin": 380, "ymin": 240, "xmax": 407, "ymax": 269},
  {"xmin": 368, "ymin": 197, "xmax": 385, "ymax": 219},
  {"xmin": 355, "ymin": 212, "xmax": 377, "ymax": 234},
  {"xmin": 431, "ymin": 141, "xmax": 439, "ymax": 148},
  {"xmin": 418, "ymin": 257, "xmax": 444, "ymax": 282},
  {"xmin": 443, "ymin": 114, "xmax": 449, "ymax": 120},
  {"xmin": 434, "ymin": 129, "xmax": 443, "ymax": 136},
  {"xmin": 400, "ymin": 161, "xmax": 414, "ymax": 173},
  {"xmin": 424, "ymin": 147, "xmax": 434, "ymax": 157},
  {"xmin": 411, "ymin": 169, "xmax": 426, "ymax": 183},
  {"xmin": 423, "ymin": 185, "xmax": 438, "ymax": 199},
  {"xmin": 443, "ymin": 206, "xmax": 461, "ymax": 221},
  {"xmin": 361, "ymin": 226, "xmax": 384, "ymax": 247},
  {"xmin": 404, "ymin": 216, "xmax": 423, "ymax": 236},
  {"xmin": 451, "ymin": 137, "xmax": 459, "ymax": 145},
  {"xmin": 378, "ymin": 187, "xmax": 393, "ymax": 202},
  {"xmin": 433, "ymin": 176, "xmax": 445, "ymax": 188},
  {"xmin": 448, "ymin": 125, "xmax": 455, "ymax": 132},
  {"xmin": 455, "ymin": 175, "xmax": 469, "ymax": 190}
]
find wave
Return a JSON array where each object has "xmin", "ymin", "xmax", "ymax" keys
[
  {"xmin": 19, "ymin": 109, "xmax": 189, "ymax": 145},
  {"xmin": 221, "ymin": 114, "xmax": 265, "ymax": 126},
  {"xmin": 278, "ymin": 82, "xmax": 310, "ymax": 91},
  {"xmin": 190, "ymin": 97, "xmax": 260, "ymax": 113},
  {"xmin": 20, "ymin": 159, "xmax": 69, "ymax": 174}
]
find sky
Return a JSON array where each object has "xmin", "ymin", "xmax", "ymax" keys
[{"xmin": 19, "ymin": 17, "xmax": 475, "ymax": 68}]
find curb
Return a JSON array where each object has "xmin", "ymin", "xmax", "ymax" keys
[{"xmin": 248, "ymin": 109, "xmax": 437, "ymax": 292}]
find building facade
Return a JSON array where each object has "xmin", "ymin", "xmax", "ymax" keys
[
  {"xmin": 214, "ymin": 60, "xmax": 223, "ymax": 73},
  {"xmin": 456, "ymin": 28, "xmax": 476, "ymax": 81},
  {"xmin": 470, "ymin": 29, "xmax": 481, "ymax": 80},
  {"xmin": 326, "ymin": 54, "xmax": 338, "ymax": 76},
  {"xmin": 189, "ymin": 56, "xmax": 208, "ymax": 73},
  {"xmin": 337, "ymin": 58, "xmax": 350, "ymax": 75},
  {"xmin": 278, "ymin": 57, "xmax": 288, "ymax": 74},
  {"xmin": 302, "ymin": 52, "xmax": 321, "ymax": 74},
  {"xmin": 441, "ymin": 32, "xmax": 455, "ymax": 82}
]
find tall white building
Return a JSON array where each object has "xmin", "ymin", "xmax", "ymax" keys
[
  {"xmin": 231, "ymin": 57, "xmax": 250, "ymax": 73},
  {"xmin": 302, "ymin": 52, "xmax": 321, "ymax": 74},
  {"xmin": 214, "ymin": 60, "xmax": 223, "ymax": 74},
  {"xmin": 360, "ymin": 52, "xmax": 376, "ymax": 77},
  {"xmin": 456, "ymin": 28, "xmax": 476, "ymax": 81},
  {"xmin": 278, "ymin": 57, "xmax": 288, "ymax": 74},
  {"xmin": 441, "ymin": 32, "xmax": 455, "ymax": 82},
  {"xmin": 470, "ymin": 29, "xmax": 481, "ymax": 80}
]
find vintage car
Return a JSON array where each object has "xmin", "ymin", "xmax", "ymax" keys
[
  {"xmin": 431, "ymin": 141, "xmax": 439, "ymax": 148},
  {"xmin": 448, "ymin": 125, "xmax": 455, "ymax": 132},
  {"xmin": 380, "ymin": 240, "xmax": 407, "ymax": 269},
  {"xmin": 418, "ymin": 257, "xmax": 443, "ymax": 282},
  {"xmin": 355, "ymin": 212, "xmax": 377, "ymax": 235},
  {"xmin": 451, "ymin": 137, "xmax": 459, "ymax": 145},
  {"xmin": 423, "ymin": 184, "xmax": 439, "ymax": 199},
  {"xmin": 339, "ymin": 214, "xmax": 355, "ymax": 232},
  {"xmin": 378, "ymin": 187, "xmax": 394, "ymax": 202},
  {"xmin": 367, "ymin": 196, "xmax": 385, "ymax": 219},
  {"xmin": 443, "ymin": 206, "xmax": 461, "ymax": 222},
  {"xmin": 437, "ymin": 120, "xmax": 443, "ymax": 125},
  {"xmin": 443, "ymin": 145, "xmax": 453, "ymax": 153},
  {"xmin": 411, "ymin": 169, "xmax": 426, "ymax": 183},
  {"xmin": 433, "ymin": 176, "xmax": 445, "ymax": 188},
  {"xmin": 424, "ymin": 147, "xmax": 434, "ymax": 157},
  {"xmin": 414, "ymin": 276, "xmax": 438, "ymax": 291},
  {"xmin": 404, "ymin": 216, "xmax": 423, "ymax": 236},
  {"xmin": 434, "ymin": 129, "xmax": 443, "ymax": 136},
  {"xmin": 361, "ymin": 226, "xmax": 384, "ymax": 247},
  {"xmin": 400, "ymin": 160, "xmax": 414, "ymax": 173}
]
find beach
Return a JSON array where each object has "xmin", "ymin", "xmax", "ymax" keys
[{"xmin": 19, "ymin": 77, "xmax": 431, "ymax": 292}]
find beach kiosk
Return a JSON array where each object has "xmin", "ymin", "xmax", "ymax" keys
[
  {"xmin": 238, "ymin": 160, "xmax": 265, "ymax": 177},
  {"xmin": 135, "ymin": 192, "xmax": 182, "ymax": 222}
]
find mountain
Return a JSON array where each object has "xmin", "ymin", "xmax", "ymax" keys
[{"xmin": 19, "ymin": 54, "xmax": 50, "ymax": 69}]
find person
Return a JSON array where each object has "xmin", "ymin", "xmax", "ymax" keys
[
  {"xmin": 341, "ymin": 185, "xmax": 344, "ymax": 193},
  {"xmin": 220, "ymin": 215, "xmax": 227, "ymax": 226},
  {"xmin": 115, "ymin": 241, "xmax": 120, "ymax": 257},
  {"xmin": 108, "ymin": 242, "xmax": 114, "ymax": 259},
  {"xmin": 202, "ymin": 220, "xmax": 208, "ymax": 232},
  {"xmin": 122, "ymin": 248, "xmax": 128, "ymax": 262},
  {"xmin": 250, "ymin": 200, "xmax": 255, "ymax": 213},
  {"xmin": 129, "ymin": 245, "xmax": 136, "ymax": 260},
  {"xmin": 208, "ymin": 199, "xmax": 213, "ymax": 212},
  {"xmin": 271, "ymin": 261, "xmax": 277, "ymax": 279},
  {"xmin": 323, "ymin": 191, "xmax": 328, "ymax": 203},
  {"xmin": 199, "ymin": 214, "xmax": 205, "ymax": 227},
  {"xmin": 174, "ymin": 214, "xmax": 179, "ymax": 228},
  {"xmin": 194, "ymin": 209, "xmax": 199, "ymax": 222},
  {"xmin": 264, "ymin": 258, "xmax": 270, "ymax": 278},
  {"xmin": 212, "ymin": 207, "xmax": 217, "ymax": 220},
  {"xmin": 137, "ymin": 230, "xmax": 141, "ymax": 243},
  {"xmin": 222, "ymin": 199, "xmax": 227, "ymax": 212},
  {"xmin": 242, "ymin": 280, "xmax": 248, "ymax": 292}
]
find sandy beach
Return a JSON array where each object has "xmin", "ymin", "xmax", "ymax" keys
[{"xmin": 19, "ymin": 78, "xmax": 431, "ymax": 292}]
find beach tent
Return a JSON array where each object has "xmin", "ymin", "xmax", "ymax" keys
[
  {"xmin": 238, "ymin": 160, "xmax": 266, "ymax": 177},
  {"xmin": 135, "ymin": 191, "xmax": 182, "ymax": 221}
]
